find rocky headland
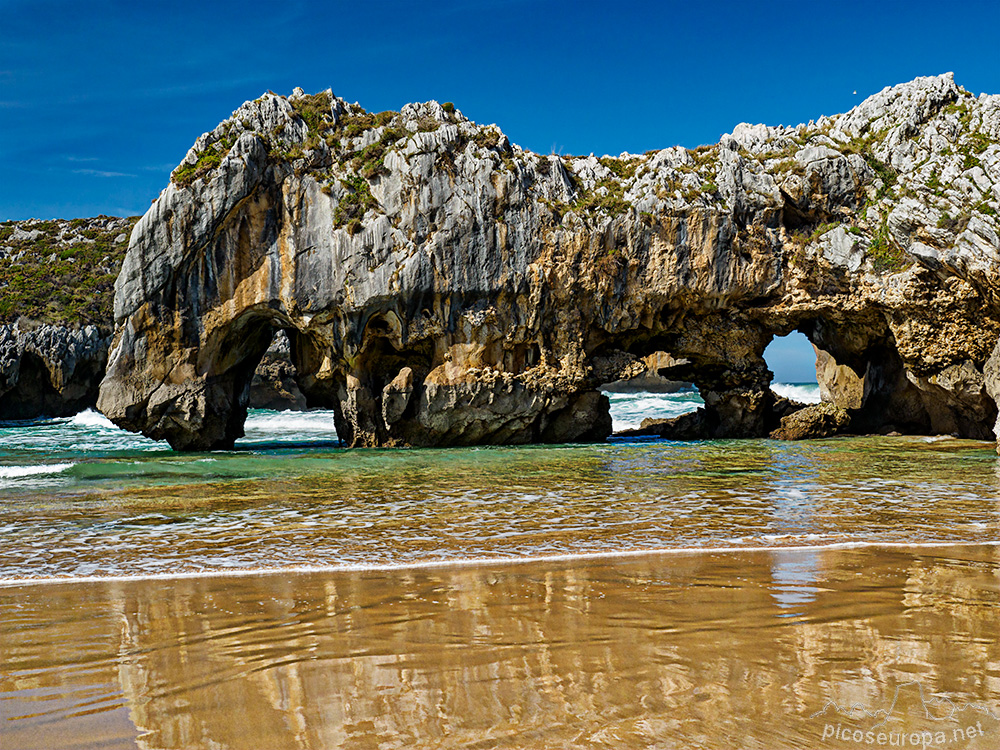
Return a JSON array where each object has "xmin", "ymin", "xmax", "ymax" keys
[
  {"xmin": 89, "ymin": 73, "xmax": 1000, "ymax": 450},
  {"xmin": 6, "ymin": 74, "xmax": 999, "ymax": 449},
  {"xmin": 0, "ymin": 217, "xmax": 133, "ymax": 419}
]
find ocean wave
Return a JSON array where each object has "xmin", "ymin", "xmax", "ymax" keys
[
  {"xmin": 771, "ymin": 383, "xmax": 822, "ymax": 404},
  {"xmin": 604, "ymin": 390, "xmax": 703, "ymax": 431},
  {"xmin": 69, "ymin": 409, "xmax": 116, "ymax": 429},
  {"xmin": 244, "ymin": 410, "xmax": 340, "ymax": 433},
  {"xmin": 0, "ymin": 463, "xmax": 75, "ymax": 479}
]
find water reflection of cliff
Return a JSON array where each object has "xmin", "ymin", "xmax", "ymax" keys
[{"xmin": 2, "ymin": 546, "xmax": 999, "ymax": 749}]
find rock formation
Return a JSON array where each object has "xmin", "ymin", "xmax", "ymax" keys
[
  {"xmin": 0, "ymin": 216, "xmax": 307, "ymax": 419},
  {"xmin": 619, "ymin": 392, "xmax": 807, "ymax": 441},
  {"xmin": 96, "ymin": 74, "xmax": 1000, "ymax": 450},
  {"xmin": 601, "ymin": 352, "xmax": 688, "ymax": 393},
  {"xmin": 769, "ymin": 402, "xmax": 851, "ymax": 440},
  {"xmin": 0, "ymin": 217, "xmax": 132, "ymax": 419},
  {"xmin": 0, "ymin": 322, "xmax": 110, "ymax": 419},
  {"xmin": 247, "ymin": 330, "xmax": 308, "ymax": 410}
]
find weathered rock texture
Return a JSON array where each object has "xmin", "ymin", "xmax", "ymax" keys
[
  {"xmin": 248, "ymin": 330, "xmax": 307, "ymax": 410},
  {"xmin": 0, "ymin": 216, "xmax": 305, "ymax": 418},
  {"xmin": 0, "ymin": 217, "xmax": 134, "ymax": 419},
  {"xmin": 0, "ymin": 322, "xmax": 109, "ymax": 419},
  {"xmin": 601, "ymin": 352, "xmax": 688, "ymax": 393},
  {"xmin": 770, "ymin": 402, "xmax": 851, "ymax": 440},
  {"xmin": 98, "ymin": 75, "xmax": 1000, "ymax": 450},
  {"xmin": 622, "ymin": 392, "xmax": 807, "ymax": 441}
]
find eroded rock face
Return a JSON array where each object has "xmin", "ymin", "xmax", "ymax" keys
[
  {"xmin": 770, "ymin": 402, "xmax": 851, "ymax": 441},
  {"xmin": 247, "ymin": 330, "xmax": 307, "ymax": 411},
  {"xmin": 98, "ymin": 74, "xmax": 1000, "ymax": 450},
  {"xmin": 0, "ymin": 323, "xmax": 109, "ymax": 419},
  {"xmin": 602, "ymin": 352, "xmax": 688, "ymax": 393}
]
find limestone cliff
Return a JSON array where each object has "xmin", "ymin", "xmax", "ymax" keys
[
  {"xmin": 98, "ymin": 74, "xmax": 1000, "ymax": 450},
  {"xmin": 0, "ymin": 322, "xmax": 110, "ymax": 419},
  {"xmin": 0, "ymin": 217, "xmax": 133, "ymax": 419}
]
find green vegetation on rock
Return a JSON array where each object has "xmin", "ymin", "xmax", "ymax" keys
[
  {"xmin": 172, "ymin": 130, "xmax": 238, "ymax": 187},
  {"xmin": 868, "ymin": 218, "xmax": 908, "ymax": 272},
  {"xmin": 572, "ymin": 178, "xmax": 631, "ymax": 216},
  {"xmin": 0, "ymin": 217, "xmax": 138, "ymax": 326},
  {"xmin": 333, "ymin": 175, "xmax": 378, "ymax": 234},
  {"xmin": 598, "ymin": 157, "xmax": 639, "ymax": 180}
]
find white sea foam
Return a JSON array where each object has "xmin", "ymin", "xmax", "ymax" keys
[
  {"xmin": 243, "ymin": 410, "xmax": 339, "ymax": 433},
  {"xmin": 69, "ymin": 409, "xmax": 115, "ymax": 429},
  {"xmin": 3, "ymin": 540, "xmax": 994, "ymax": 588},
  {"xmin": 604, "ymin": 390, "xmax": 702, "ymax": 431},
  {"xmin": 0, "ymin": 463, "xmax": 75, "ymax": 479},
  {"xmin": 605, "ymin": 384, "xmax": 822, "ymax": 432},
  {"xmin": 771, "ymin": 383, "xmax": 822, "ymax": 404}
]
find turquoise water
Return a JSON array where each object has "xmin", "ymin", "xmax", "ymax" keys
[
  {"xmin": 2, "ymin": 384, "xmax": 998, "ymax": 581},
  {"xmin": 0, "ymin": 385, "xmax": 820, "ymax": 497},
  {"xmin": 0, "ymin": 408, "xmax": 342, "ymax": 496}
]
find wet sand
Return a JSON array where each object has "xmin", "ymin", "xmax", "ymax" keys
[{"xmin": 2, "ymin": 544, "xmax": 999, "ymax": 749}]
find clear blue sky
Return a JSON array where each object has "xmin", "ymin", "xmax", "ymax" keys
[
  {"xmin": 3, "ymin": 0, "xmax": 999, "ymax": 221},
  {"xmin": 766, "ymin": 332, "xmax": 817, "ymax": 383}
]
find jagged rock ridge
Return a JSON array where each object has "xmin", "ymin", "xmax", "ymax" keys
[
  {"xmin": 97, "ymin": 74, "xmax": 1000, "ymax": 449},
  {"xmin": 0, "ymin": 322, "xmax": 109, "ymax": 419}
]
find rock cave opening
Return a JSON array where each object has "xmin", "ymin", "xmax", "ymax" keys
[
  {"xmin": 187, "ymin": 313, "xmax": 342, "ymax": 450},
  {"xmin": 761, "ymin": 331, "xmax": 821, "ymax": 405},
  {"xmin": 764, "ymin": 320, "xmax": 998, "ymax": 441},
  {"xmin": 332, "ymin": 321, "xmax": 436, "ymax": 448},
  {"xmin": 248, "ymin": 329, "xmax": 308, "ymax": 412},
  {"xmin": 0, "ymin": 351, "xmax": 66, "ymax": 420},
  {"xmin": 599, "ymin": 351, "xmax": 701, "ymax": 435}
]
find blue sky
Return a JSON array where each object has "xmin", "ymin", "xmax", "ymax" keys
[
  {"xmin": 766, "ymin": 332, "xmax": 817, "ymax": 383},
  {"xmin": 3, "ymin": 0, "xmax": 998, "ymax": 378},
  {"xmin": 3, "ymin": 0, "xmax": 998, "ymax": 221}
]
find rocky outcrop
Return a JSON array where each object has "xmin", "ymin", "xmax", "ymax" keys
[
  {"xmin": 248, "ymin": 330, "xmax": 307, "ymax": 410},
  {"xmin": 97, "ymin": 75, "xmax": 1000, "ymax": 450},
  {"xmin": 0, "ymin": 322, "xmax": 110, "ymax": 419},
  {"xmin": 0, "ymin": 217, "xmax": 129, "ymax": 419},
  {"xmin": 0, "ymin": 216, "xmax": 307, "ymax": 419},
  {"xmin": 601, "ymin": 352, "xmax": 688, "ymax": 393},
  {"xmin": 617, "ymin": 389, "xmax": 807, "ymax": 440},
  {"xmin": 769, "ymin": 402, "xmax": 851, "ymax": 440},
  {"xmin": 0, "ymin": 216, "xmax": 135, "ymax": 327}
]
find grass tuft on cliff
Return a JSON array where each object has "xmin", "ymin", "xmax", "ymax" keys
[{"xmin": 0, "ymin": 216, "xmax": 138, "ymax": 327}]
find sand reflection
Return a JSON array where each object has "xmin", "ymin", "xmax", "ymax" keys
[{"xmin": 2, "ymin": 545, "xmax": 999, "ymax": 749}]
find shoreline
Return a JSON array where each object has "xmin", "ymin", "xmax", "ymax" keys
[{"xmin": 3, "ymin": 538, "xmax": 996, "ymax": 589}]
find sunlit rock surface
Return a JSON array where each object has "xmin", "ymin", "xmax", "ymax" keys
[{"xmin": 98, "ymin": 74, "xmax": 1000, "ymax": 449}]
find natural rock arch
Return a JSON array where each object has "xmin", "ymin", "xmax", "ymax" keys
[{"xmin": 98, "ymin": 75, "xmax": 1000, "ymax": 450}]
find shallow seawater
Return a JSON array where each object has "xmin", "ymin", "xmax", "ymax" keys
[
  {"xmin": 2, "ymin": 389, "xmax": 999, "ymax": 748},
  {"xmin": 0, "ymin": 405, "xmax": 998, "ymax": 579}
]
